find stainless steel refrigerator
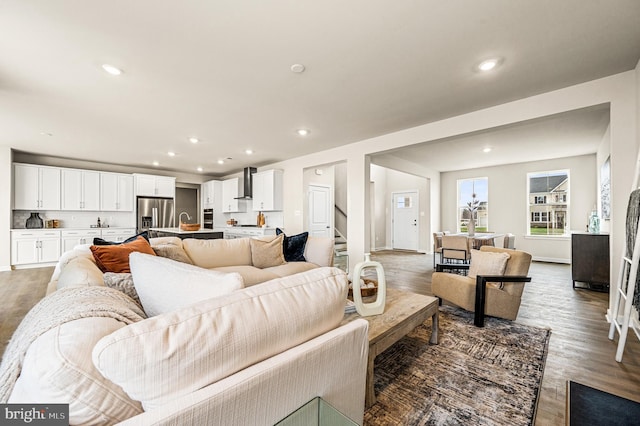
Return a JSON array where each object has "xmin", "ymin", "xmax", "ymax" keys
[{"xmin": 137, "ymin": 197, "xmax": 175, "ymax": 233}]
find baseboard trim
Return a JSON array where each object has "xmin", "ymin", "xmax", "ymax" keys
[
  {"xmin": 532, "ymin": 256, "xmax": 571, "ymax": 264},
  {"xmin": 0, "ymin": 265, "xmax": 11, "ymax": 272}
]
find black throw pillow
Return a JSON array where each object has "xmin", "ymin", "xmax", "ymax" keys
[
  {"xmin": 275, "ymin": 228, "xmax": 308, "ymax": 262},
  {"xmin": 93, "ymin": 231, "xmax": 150, "ymax": 246}
]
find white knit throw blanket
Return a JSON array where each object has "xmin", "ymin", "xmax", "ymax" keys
[{"xmin": 0, "ymin": 286, "xmax": 146, "ymax": 402}]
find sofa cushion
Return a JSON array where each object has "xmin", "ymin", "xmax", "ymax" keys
[
  {"xmin": 265, "ymin": 261, "xmax": 318, "ymax": 278},
  {"xmin": 10, "ymin": 317, "xmax": 143, "ymax": 424},
  {"xmin": 56, "ymin": 256, "xmax": 105, "ymax": 290},
  {"xmin": 182, "ymin": 237, "xmax": 252, "ymax": 268},
  {"xmin": 276, "ymin": 228, "xmax": 309, "ymax": 262},
  {"xmin": 90, "ymin": 236, "xmax": 156, "ymax": 273},
  {"xmin": 210, "ymin": 265, "xmax": 280, "ymax": 287},
  {"xmin": 92, "ymin": 267, "xmax": 349, "ymax": 411},
  {"xmin": 250, "ymin": 234, "xmax": 286, "ymax": 268},
  {"xmin": 129, "ymin": 252, "xmax": 244, "ymax": 316},
  {"xmin": 304, "ymin": 236, "xmax": 335, "ymax": 267}
]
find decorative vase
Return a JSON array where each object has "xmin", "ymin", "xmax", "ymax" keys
[
  {"xmin": 351, "ymin": 253, "xmax": 386, "ymax": 316},
  {"xmin": 26, "ymin": 212, "xmax": 44, "ymax": 229},
  {"xmin": 467, "ymin": 216, "xmax": 475, "ymax": 236},
  {"xmin": 588, "ymin": 210, "xmax": 600, "ymax": 234}
]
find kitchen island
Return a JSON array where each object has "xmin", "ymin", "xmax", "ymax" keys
[{"xmin": 149, "ymin": 227, "xmax": 224, "ymax": 240}]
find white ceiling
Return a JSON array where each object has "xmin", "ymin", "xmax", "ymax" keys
[
  {"xmin": 374, "ymin": 105, "xmax": 611, "ymax": 172},
  {"xmin": 1, "ymin": 1, "xmax": 639, "ymax": 176}
]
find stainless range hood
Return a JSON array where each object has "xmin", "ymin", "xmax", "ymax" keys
[{"xmin": 235, "ymin": 167, "xmax": 257, "ymax": 200}]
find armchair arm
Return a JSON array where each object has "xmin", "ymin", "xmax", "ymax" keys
[
  {"xmin": 435, "ymin": 263, "xmax": 470, "ymax": 273},
  {"xmin": 474, "ymin": 275, "xmax": 531, "ymax": 327}
]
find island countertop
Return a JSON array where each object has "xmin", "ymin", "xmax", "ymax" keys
[{"xmin": 150, "ymin": 227, "xmax": 227, "ymax": 234}]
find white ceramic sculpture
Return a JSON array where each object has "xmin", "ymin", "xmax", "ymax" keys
[{"xmin": 352, "ymin": 253, "xmax": 386, "ymax": 316}]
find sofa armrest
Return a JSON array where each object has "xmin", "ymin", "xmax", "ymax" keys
[
  {"xmin": 304, "ymin": 237, "xmax": 335, "ymax": 267},
  {"xmin": 117, "ymin": 319, "xmax": 369, "ymax": 426}
]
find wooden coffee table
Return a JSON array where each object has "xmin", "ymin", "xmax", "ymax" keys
[{"xmin": 341, "ymin": 288, "xmax": 439, "ymax": 407}]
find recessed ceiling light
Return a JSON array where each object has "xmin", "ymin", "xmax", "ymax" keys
[
  {"xmin": 217, "ymin": 159, "xmax": 225, "ymax": 165},
  {"xmin": 477, "ymin": 58, "xmax": 501, "ymax": 72},
  {"xmin": 102, "ymin": 64, "xmax": 123, "ymax": 75},
  {"xmin": 40, "ymin": 132, "xmax": 52, "ymax": 136},
  {"xmin": 290, "ymin": 64, "xmax": 305, "ymax": 73},
  {"xmin": 152, "ymin": 161, "xmax": 160, "ymax": 166},
  {"xmin": 167, "ymin": 151, "xmax": 176, "ymax": 157},
  {"xmin": 483, "ymin": 147, "xmax": 492, "ymax": 153},
  {"xmin": 189, "ymin": 137, "xmax": 199, "ymax": 144},
  {"xmin": 196, "ymin": 166, "xmax": 203, "ymax": 172},
  {"xmin": 245, "ymin": 149, "xmax": 253, "ymax": 155},
  {"xmin": 297, "ymin": 129, "xmax": 310, "ymax": 136}
]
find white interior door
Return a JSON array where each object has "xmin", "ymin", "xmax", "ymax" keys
[
  {"xmin": 392, "ymin": 191, "xmax": 419, "ymax": 250},
  {"xmin": 308, "ymin": 184, "xmax": 332, "ymax": 238}
]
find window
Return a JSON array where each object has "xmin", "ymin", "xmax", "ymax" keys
[
  {"xmin": 457, "ymin": 177, "xmax": 488, "ymax": 233},
  {"xmin": 396, "ymin": 196, "xmax": 412, "ymax": 208},
  {"xmin": 527, "ymin": 170, "xmax": 569, "ymax": 236}
]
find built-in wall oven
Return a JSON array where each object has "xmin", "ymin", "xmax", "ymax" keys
[{"xmin": 203, "ymin": 208, "xmax": 213, "ymax": 229}]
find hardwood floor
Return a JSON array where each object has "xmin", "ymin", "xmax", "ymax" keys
[{"xmin": 1, "ymin": 253, "xmax": 639, "ymax": 425}]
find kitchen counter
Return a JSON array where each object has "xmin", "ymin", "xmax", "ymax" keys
[{"xmin": 150, "ymin": 227, "xmax": 224, "ymax": 240}]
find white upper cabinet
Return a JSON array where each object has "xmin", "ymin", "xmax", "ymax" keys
[
  {"xmin": 252, "ymin": 169, "xmax": 283, "ymax": 211},
  {"xmin": 14, "ymin": 163, "xmax": 61, "ymax": 210},
  {"xmin": 221, "ymin": 178, "xmax": 245, "ymax": 213},
  {"xmin": 101, "ymin": 172, "xmax": 134, "ymax": 211},
  {"xmin": 61, "ymin": 169, "xmax": 100, "ymax": 211},
  {"xmin": 202, "ymin": 180, "xmax": 220, "ymax": 210},
  {"xmin": 134, "ymin": 174, "xmax": 175, "ymax": 198}
]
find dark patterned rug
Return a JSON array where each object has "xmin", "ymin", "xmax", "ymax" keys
[{"xmin": 364, "ymin": 306, "xmax": 551, "ymax": 426}]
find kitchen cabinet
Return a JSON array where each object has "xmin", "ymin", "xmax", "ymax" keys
[
  {"xmin": 252, "ymin": 169, "xmax": 283, "ymax": 211},
  {"xmin": 202, "ymin": 180, "xmax": 220, "ymax": 210},
  {"xmin": 13, "ymin": 163, "xmax": 61, "ymax": 210},
  {"xmin": 61, "ymin": 169, "xmax": 101, "ymax": 211},
  {"xmin": 222, "ymin": 178, "xmax": 245, "ymax": 213},
  {"xmin": 101, "ymin": 172, "xmax": 134, "ymax": 211},
  {"xmin": 134, "ymin": 174, "xmax": 175, "ymax": 198},
  {"xmin": 11, "ymin": 230, "xmax": 61, "ymax": 265},
  {"xmin": 61, "ymin": 229, "xmax": 102, "ymax": 252},
  {"xmin": 99, "ymin": 228, "xmax": 137, "ymax": 243}
]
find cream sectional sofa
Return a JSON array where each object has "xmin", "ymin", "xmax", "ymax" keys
[{"xmin": 6, "ymin": 236, "xmax": 369, "ymax": 425}]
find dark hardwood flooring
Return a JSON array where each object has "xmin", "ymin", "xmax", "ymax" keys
[{"xmin": 1, "ymin": 252, "xmax": 639, "ymax": 425}]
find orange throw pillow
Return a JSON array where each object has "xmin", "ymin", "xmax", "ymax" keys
[{"xmin": 90, "ymin": 236, "xmax": 156, "ymax": 273}]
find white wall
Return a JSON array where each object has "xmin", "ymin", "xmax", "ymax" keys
[
  {"xmin": 370, "ymin": 166, "xmax": 430, "ymax": 252},
  {"xmin": 441, "ymin": 154, "xmax": 597, "ymax": 263},
  {"xmin": 0, "ymin": 146, "xmax": 12, "ymax": 270}
]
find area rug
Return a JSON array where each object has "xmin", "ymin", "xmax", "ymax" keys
[{"xmin": 364, "ymin": 306, "xmax": 551, "ymax": 426}]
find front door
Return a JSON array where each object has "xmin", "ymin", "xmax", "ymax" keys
[
  {"xmin": 392, "ymin": 191, "xmax": 419, "ymax": 250},
  {"xmin": 308, "ymin": 184, "xmax": 332, "ymax": 238}
]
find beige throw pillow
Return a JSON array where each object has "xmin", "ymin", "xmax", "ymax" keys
[
  {"xmin": 152, "ymin": 244, "xmax": 193, "ymax": 264},
  {"xmin": 250, "ymin": 234, "xmax": 286, "ymax": 268},
  {"xmin": 468, "ymin": 249, "xmax": 510, "ymax": 289},
  {"xmin": 129, "ymin": 252, "xmax": 244, "ymax": 316}
]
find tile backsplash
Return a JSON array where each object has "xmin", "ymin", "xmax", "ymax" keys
[{"xmin": 12, "ymin": 210, "xmax": 136, "ymax": 229}]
